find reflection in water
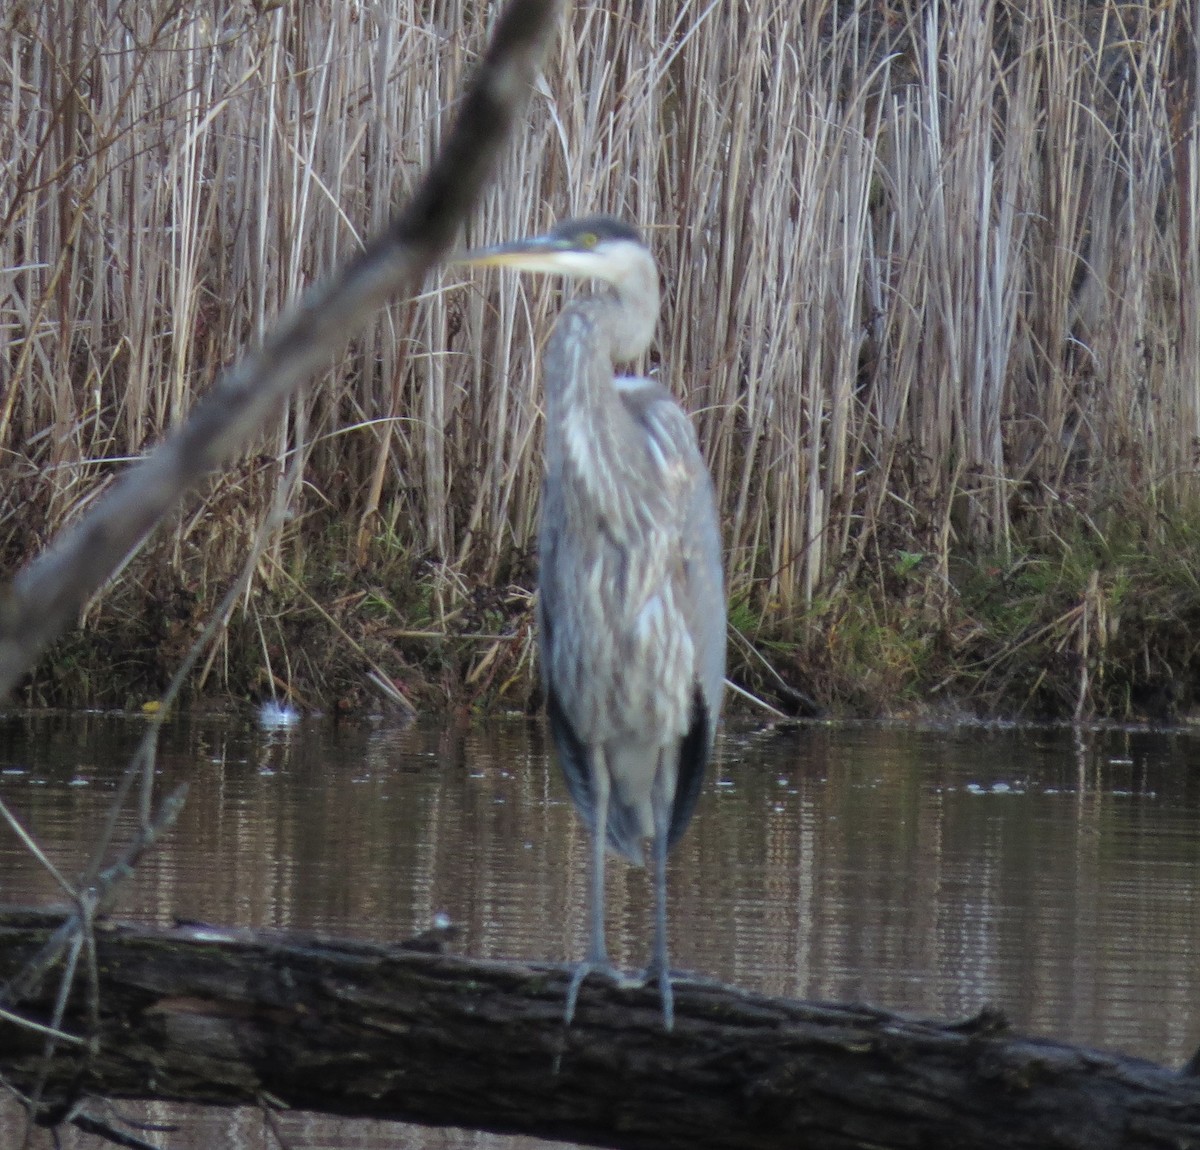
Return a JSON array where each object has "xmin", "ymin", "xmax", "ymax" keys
[{"xmin": 4, "ymin": 713, "xmax": 1200, "ymax": 1147}]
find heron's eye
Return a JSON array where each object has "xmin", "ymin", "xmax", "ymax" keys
[{"xmin": 578, "ymin": 232, "xmax": 599, "ymax": 249}]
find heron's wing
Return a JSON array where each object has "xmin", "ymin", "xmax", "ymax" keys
[
  {"xmin": 614, "ymin": 376, "xmax": 726, "ymax": 708},
  {"xmin": 671, "ymin": 468, "xmax": 726, "ymax": 847},
  {"xmin": 545, "ymin": 682, "xmax": 596, "ymax": 833},
  {"xmin": 616, "ymin": 377, "xmax": 727, "ymax": 848},
  {"xmin": 661, "ymin": 685, "xmax": 706, "ymax": 847},
  {"xmin": 681, "ymin": 466, "xmax": 727, "ymax": 726},
  {"xmin": 536, "ymin": 499, "xmax": 596, "ymax": 830}
]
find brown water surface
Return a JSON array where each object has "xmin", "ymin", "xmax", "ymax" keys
[{"xmin": 3, "ymin": 712, "xmax": 1200, "ymax": 1147}]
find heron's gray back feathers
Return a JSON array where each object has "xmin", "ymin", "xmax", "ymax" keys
[{"xmin": 538, "ymin": 296, "xmax": 725, "ymax": 863}]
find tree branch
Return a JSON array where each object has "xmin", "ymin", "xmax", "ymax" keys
[{"xmin": 0, "ymin": 0, "xmax": 564, "ymax": 700}]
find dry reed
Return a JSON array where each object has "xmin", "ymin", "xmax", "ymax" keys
[{"xmin": 1, "ymin": 1, "xmax": 1197, "ymax": 709}]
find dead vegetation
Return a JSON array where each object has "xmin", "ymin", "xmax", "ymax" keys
[{"xmin": 2, "ymin": 1, "xmax": 1199, "ymax": 718}]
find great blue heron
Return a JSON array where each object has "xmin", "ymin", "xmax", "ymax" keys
[{"xmin": 458, "ymin": 215, "xmax": 726, "ymax": 1031}]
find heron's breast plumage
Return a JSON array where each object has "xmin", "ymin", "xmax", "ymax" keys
[{"xmin": 540, "ymin": 505, "xmax": 695, "ymax": 748}]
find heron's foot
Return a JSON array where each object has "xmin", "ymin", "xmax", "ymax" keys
[{"xmin": 563, "ymin": 958, "xmax": 634, "ymax": 1028}]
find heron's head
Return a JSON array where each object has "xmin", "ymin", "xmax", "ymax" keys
[{"xmin": 455, "ymin": 215, "xmax": 649, "ymax": 286}]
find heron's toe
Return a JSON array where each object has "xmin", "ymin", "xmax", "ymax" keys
[
  {"xmin": 563, "ymin": 958, "xmax": 631, "ymax": 1026},
  {"xmin": 647, "ymin": 966, "xmax": 716, "ymax": 989}
]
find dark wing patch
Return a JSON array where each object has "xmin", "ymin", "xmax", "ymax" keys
[
  {"xmin": 546, "ymin": 684, "xmax": 595, "ymax": 833},
  {"xmin": 667, "ymin": 684, "xmax": 711, "ymax": 849}
]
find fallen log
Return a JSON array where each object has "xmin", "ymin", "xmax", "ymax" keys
[{"xmin": 2, "ymin": 908, "xmax": 1199, "ymax": 1150}]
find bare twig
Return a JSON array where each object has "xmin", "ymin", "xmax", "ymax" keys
[
  {"xmin": 723, "ymin": 678, "xmax": 790, "ymax": 720},
  {"xmin": 1, "ymin": 785, "xmax": 188, "ymax": 1009}
]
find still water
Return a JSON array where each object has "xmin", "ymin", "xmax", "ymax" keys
[{"xmin": 3, "ymin": 711, "xmax": 1200, "ymax": 1147}]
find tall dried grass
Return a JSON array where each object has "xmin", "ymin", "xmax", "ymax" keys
[{"xmin": 1, "ymin": 1, "xmax": 1196, "ymax": 702}]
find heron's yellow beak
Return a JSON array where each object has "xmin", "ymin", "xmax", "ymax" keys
[{"xmin": 453, "ymin": 234, "xmax": 593, "ymax": 276}]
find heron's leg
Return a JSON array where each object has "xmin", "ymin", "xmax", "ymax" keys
[
  {"xmin": 564, "ymin": 750, "xmax": 611, "ymax": 1026},
  {"xmin": 585, "ymin": 756, "xmax": 610, "ymax": 967},
  {"xmin": 645, "ymin": 749, "xmax": 674, "ymax": 1031}
]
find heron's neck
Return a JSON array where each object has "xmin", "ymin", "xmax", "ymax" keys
[
  {"xmin": 543, "ymin": 248, "xmax": 659, "ymax": 404},
  {"xmin": 583, "ymin": 249, "xmax": 659, "ymax": 364},
  {"xmin": 541, "ymin": 256, "xmax": 660, "ymax": 509}
]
